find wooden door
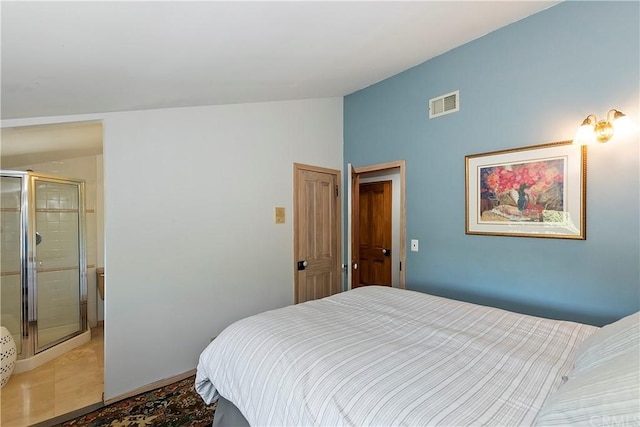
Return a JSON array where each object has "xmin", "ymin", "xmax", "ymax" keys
[
  {"xmin": 294, "ymin": 164, "xmax": 341, "ymax": 303},
  {"xmin": 354, "ymin": 181, "xmax": 392, "ymax": 287}
]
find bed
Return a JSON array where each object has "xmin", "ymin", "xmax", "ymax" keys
[{"xmin": 195, "ymin": 286, "xmax": 639, "ymax": 426}]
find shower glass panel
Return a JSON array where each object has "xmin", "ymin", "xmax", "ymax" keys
[
  {"xmin": 34, "ymin": 178, "xmax": 82, "ymax": 352},
  {"xmin": 1, "ymin": 170, "xmax": 86, "ymax": 360},
  {"xmin": 0, "ymin": 176, "xmax": 24, "ymax": 355}
]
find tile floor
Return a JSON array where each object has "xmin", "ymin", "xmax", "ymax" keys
[{"xmin": 0, "ymin": 325, "xmax": 103, "ymax": 427}]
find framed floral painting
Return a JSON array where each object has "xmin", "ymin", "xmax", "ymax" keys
[{"xmin": 465, "ymin": 141, "xmax": 586, "ymax": 239}]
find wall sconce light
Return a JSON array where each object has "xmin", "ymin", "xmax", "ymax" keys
[{"xmin": 573, "ymin": 109, "xmax": 631, "ymax": 145}]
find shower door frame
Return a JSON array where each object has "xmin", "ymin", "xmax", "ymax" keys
[{"xmin": 1, "ymin": 170, "xmax": 88, "ymax": 359}]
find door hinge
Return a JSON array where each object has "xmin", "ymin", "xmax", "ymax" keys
[
  {"xmin": 399, "ymin": 261, "xmax": 402, "ymax": 271},
  {"xmin": 335, "ymin": 185, "xmax": 339, "ymax": 197}
]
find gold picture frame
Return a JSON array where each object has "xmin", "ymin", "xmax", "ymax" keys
[{"xmin": 465, "ymin": 141, "xmax": 586, "ymax": 239}]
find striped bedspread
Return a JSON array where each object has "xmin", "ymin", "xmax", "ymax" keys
[{"xmin": 195, "ymin": 286, "xmax": 597, "ymax": 426}]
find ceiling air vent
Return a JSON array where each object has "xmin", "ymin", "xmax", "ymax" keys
[{"xmin": 429, "ymin": 90, "xmax": 459, "ymax": 119}]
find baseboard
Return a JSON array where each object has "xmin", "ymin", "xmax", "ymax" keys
[
  {"xmin": 32, "ymin": 369, "xmax": 197, "ymax": 427},
  {"xmin": 104, "ymin": 369, "xmax": 196, "ymax": 406}
]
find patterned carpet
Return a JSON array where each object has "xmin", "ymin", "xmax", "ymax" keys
[{"xmin": 55, "ymin": 376, "xmax": 216, "ymax": 427}]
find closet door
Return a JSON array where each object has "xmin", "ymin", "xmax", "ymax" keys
[{"xmin": 294, "ymin": 164, "xmax": 341, "ymax": 303}]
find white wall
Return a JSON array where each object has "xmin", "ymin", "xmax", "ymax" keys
[
  {"xmin": 1, "ymin": 97, "xmax": 343, "ymax": 401},
  {"xmin": 103, "ymin": 98, "xmax": 343, "ymax": 398}
]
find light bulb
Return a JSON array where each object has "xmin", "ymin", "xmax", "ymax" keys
[
  {"xmin": 573, "ymin": 122, "xmax": 596, "ymax": 145},
  {"xmin": 612, "ymin": 114, "xmax": 636, "ymax": 141}
]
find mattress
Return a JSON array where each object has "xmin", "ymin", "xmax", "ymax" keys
[{"xmin": 196, "ymin": 286, "xmax": 597, "ymax": 426}]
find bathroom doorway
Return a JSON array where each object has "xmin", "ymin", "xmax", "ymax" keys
[{"xmin": 0, "ymin": 121, "xmax": 105, "ymax": 426}]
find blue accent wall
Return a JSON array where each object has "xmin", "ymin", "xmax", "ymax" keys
[{"xmin": 344, "ymin": 1, "xmax": 639, "ymax": 326}]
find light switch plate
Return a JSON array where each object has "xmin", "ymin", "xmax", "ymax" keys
[
  {"xmin": 411, "ymin": 239, "xmax": 419, "ymax": 252},
  {"xmin": 275, "ymin": 207, "xmax": 285, "ymax": 224}
]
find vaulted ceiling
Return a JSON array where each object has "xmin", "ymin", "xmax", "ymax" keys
[
  {"xmin": 1, "ymin": 1, "xmax": 559, "ymax": 120},
  {"xmin": 1, "ymin": 1, "xmax": 560, "ymax": 166}
]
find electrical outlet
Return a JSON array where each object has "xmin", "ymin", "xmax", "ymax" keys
[{"xmin": 411, "ymin": 239, "xmax": 419, "ymax": 252}]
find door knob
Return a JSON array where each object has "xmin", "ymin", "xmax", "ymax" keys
[
  {"xmin": 382, "ymin": 248, "xmax": 391, "ymax": 256},
  {"xmin": 297, "ymin": 260, "xmax": 308, "ymax": 271},
  {"xmin": 352, "ymin": 263, "xmax": 358, "ymax": 270}
]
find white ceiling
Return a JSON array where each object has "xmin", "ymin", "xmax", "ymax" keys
[{"xmin": 0, "ymin": 1, "xmax": 559, "ymax": 164}]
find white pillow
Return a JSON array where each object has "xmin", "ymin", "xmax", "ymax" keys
[
  {"xmin": 534, "ymin": 347, "xmax": 640, "ymax": 426},
  {"xmin": 572, "ymin": 311, "xmax": 639, "ymax": 377}
]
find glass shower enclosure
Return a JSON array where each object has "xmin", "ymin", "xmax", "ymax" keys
[{"xmin": 1, "ymin": 170, "xmax": 87, "ymax": 360}]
